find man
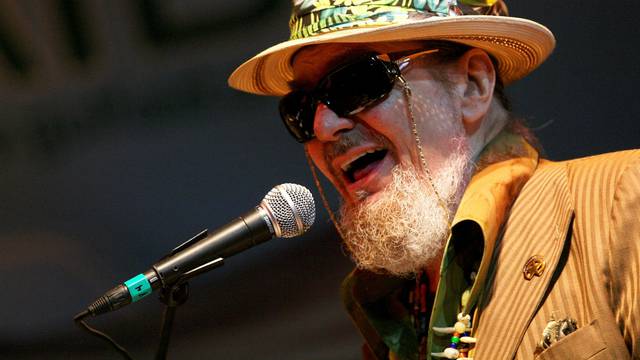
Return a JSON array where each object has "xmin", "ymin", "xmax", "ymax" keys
[{"xmin": 229, "ymin": 1, "xmax": 640, "ymax": 359}]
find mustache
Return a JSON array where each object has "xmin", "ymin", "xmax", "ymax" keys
[{"xmin": 323, "ymin": 125, "xmax": 391, "ymax": 164}]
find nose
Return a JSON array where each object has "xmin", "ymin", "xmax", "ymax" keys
[{"xmin": 313, "ymin": 103, "xmax": 355, "ymax": 142}]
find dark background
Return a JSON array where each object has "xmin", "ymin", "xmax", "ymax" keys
[{"xmin": 0, "ymin": 1, "xmax": 637, "ymax": 359}]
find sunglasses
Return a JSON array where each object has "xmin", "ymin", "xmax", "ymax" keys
[{"xmin": 279, "ymin": 49, "xmax": 439, "ymax": 143}]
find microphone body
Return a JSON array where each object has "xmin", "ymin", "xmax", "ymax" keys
[
  {"xmin": 85, "ymin": 184, "xmax": 315, "ymax": 316},
  {"xmin": 155, "ymin": 207, "xmax": 272, "ymax": 286}
]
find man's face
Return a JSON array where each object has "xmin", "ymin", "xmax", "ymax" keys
[
  {"xmin": 293, "ymin": 43, "xmax": 466, "ymax": 205},
  {"xmin": 291, "ymin": 43, "xmax": 474, "ymax": 275}
]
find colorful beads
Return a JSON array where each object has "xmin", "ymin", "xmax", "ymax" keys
[
  {"xmin": 431, "ymin": 269, "xmax": 478, "ymax": 358},
  {"xmin": 432, "ymin": 326, "xmax": 456, "ymax": 334},
  {"xmin": 443, "ymin": 347, "xmax": 459, "ymax": 358},
  {"xmin": 460, "ymin": 336, "xmax": 477, "ymax": 344},
  {"xmin": 432, "ymin": 312, "xmax": 475, "ymax": 359}
]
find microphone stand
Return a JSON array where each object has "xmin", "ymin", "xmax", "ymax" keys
[
  {"xmin": 156, "ymin": 282, "xmax": 189, "ymax": 360},
  {"xmin": 154, "ymin": 255, "xmax": 225, "ymax": 360}
]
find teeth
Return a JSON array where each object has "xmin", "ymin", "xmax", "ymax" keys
[{"xmin": 340, "ymin": 149, "xmax": 383, "ymax": 172}]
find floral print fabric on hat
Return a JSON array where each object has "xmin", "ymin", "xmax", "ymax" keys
[{"xmin": 289, "ymin": 0, "xmax": 500, "ymax": 40}]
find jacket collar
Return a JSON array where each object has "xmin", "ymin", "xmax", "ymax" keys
[{"xmin": 448, "ymin": 130, "xmax": 540, "ymax": 315}]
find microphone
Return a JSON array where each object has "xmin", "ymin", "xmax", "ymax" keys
[{"xmin": 84, "ymin": 183, "xmax": 315, "ymax": 316}]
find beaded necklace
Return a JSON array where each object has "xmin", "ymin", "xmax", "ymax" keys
[
  {"xmin": 409, "ymin": 271, "xmax": 478, "ymax": 359},
  {"xmin": 430, "ymin": 272, "xmax": 478, "ymax": 359}
]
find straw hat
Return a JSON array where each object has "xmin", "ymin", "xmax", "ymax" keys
[{"xmin": 228, "ymin": 0, "xmax": 555, "ymax": 96}]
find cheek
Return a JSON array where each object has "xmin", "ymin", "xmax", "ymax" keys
[
  {"xmin": 358, "ymin": 90, "xmax": 412, "ymax": 143},
  {"xmin": 404, "ymin": 82, "xmax": 466, "ymax": 170},
  {"xmin": 412, "ymin": 86, "xmax": 462, "ymax": 142},
  {"xmin": 370, "ymin": 89, "xmax": 407, "ymax": 117}
]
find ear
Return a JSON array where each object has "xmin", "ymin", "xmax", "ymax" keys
[{"xmin": 453, "ymin": 49, "xmax": 496, "ymax": 136}]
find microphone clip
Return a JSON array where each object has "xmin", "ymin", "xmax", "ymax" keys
[
  {"xmin": 161, "ymin": 229, "xmax": 209, "ymax": 261},
  {"xmin": 158, "ymin": 281, "xmax": 189, "ymax": 308}
]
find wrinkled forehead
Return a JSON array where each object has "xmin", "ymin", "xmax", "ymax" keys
[{"xmin": 290, "ymin": 41, "xmax": 427, "ymax": 90}]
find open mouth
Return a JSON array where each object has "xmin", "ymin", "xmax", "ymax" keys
[{"xmin": 342, "ymin": 149, "xmax": 388, "ymax": 183}]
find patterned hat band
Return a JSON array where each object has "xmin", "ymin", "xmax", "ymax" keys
[{"xmin": 289, "ymin": 0, "xmax": 507, "ymax": 40}]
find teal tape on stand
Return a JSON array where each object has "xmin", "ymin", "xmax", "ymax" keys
[{"xmin": 124, "ymin": 274, "xmax": 152, "ymax": 302}]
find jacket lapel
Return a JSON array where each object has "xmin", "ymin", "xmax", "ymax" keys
[{"xmin": 472, "ymin": 160, "xmax": 575, "ymax": 359}]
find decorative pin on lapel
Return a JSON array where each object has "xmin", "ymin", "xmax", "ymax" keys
[{"xmin": 523, "ymin": 255, "xmax": 546, "ymax": 280}]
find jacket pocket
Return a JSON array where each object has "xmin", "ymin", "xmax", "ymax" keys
[{"xmin": 535, "ymin": 319, "xmax": 609, "ymax": 360}]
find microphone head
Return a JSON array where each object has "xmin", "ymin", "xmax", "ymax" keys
[{"xmin": 260, "ymin": 183, "xmax": 315, "ymax": 238}]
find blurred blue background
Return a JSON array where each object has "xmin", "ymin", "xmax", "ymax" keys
[{"xmin": 0, "ymin": 0, "xmax": 638, "ymax": 359}]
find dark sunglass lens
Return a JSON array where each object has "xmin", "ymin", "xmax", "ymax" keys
[
  {"xmin": 321, "ymin": 58, "xmax": 396, "ymax": 116},
  {"xmin": 279, "ymin": 91, "xmax": 316, "ymax": 143}
]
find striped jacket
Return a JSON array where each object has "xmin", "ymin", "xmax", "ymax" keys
[
  {"xmin": 475, "ymin": 148, "xmax": 640, "ymax": 359},
  {"xmin": 342, "ymin": 134, "xmax": 640, "ymax": 359}
]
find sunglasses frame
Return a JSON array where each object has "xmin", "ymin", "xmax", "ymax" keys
[{"xmin": 279, "ymin": 49, "xmax": 439, "ymax": 143}]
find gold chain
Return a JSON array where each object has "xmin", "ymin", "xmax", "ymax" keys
[{"xmin": 398, "ymin": 76, "xmax": 451, "ymax": 217}]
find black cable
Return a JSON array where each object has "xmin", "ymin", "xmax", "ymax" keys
[{"xmin": 73, "ymin": 310, "xmax": 135, "ymax": 360}]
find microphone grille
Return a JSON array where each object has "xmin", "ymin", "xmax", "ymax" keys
[{"xmin": 260, "ymin": 183, "xmax": 315, "ymax": 238}]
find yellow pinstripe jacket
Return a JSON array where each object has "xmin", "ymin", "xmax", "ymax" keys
[{"xmin": 342, "ymin": 132, "xmax": 640, "ymax": 359}]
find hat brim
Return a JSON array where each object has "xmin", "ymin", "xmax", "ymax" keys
[{"xmin": 228, "ymin": 15, "xmax": 555, "ymax": 96}]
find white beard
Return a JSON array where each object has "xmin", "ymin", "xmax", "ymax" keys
[{"xmin": 338, "ymin": 147, "xmax": 471, "ymax": 277}]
